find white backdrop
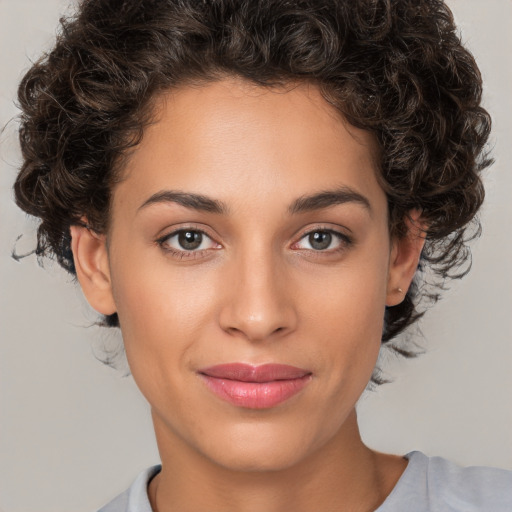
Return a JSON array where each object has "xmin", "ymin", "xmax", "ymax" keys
[{"xmin": 0, "ymin": 1, "xmax": 511, "ymax": 511}]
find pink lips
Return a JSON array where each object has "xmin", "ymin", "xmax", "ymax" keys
[{"xmin": 198, "ymin": 363, "xmax": 312, "ymax": 409}]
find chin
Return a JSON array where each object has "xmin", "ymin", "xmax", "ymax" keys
[
  {"xmin": 209, "ymin": 445, "xmax": 307, "ymax": 473},
  {"xmin": 200, "ymin": 421, "xmax": 321, "ymax": 473}
]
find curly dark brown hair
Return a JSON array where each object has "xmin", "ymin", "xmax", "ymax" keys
[{"xmin": 14, "ymin": 0, "xmax": 491, "ymax": 350}]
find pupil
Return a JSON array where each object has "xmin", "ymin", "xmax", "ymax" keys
[
  {"xmin": 309, "ymin": 231, "xmax": 331, "ymax": 250},
  {"xmin": 178, "ymin": 231, "xmax": 202, "ymax": 250}
]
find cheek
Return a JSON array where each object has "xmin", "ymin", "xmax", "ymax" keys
[
  {"xmin": 312, "ymin": 283, "xmax": 385, "ymax": 372},
  {"xmin": 301, "ymin": 246, "xmax": 390, "ymax": 381},
  {"xmin": 308, "ymin": 245, "xmax": 389, "ymax": 326},
  {"xmin": 109, "ymin": 251, "xmax": 220, "ymax": 379}
]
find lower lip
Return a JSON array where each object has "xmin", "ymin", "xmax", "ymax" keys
[{"xmin": 199, "ymin": 374, "xmax": 312, "ymax": 409}]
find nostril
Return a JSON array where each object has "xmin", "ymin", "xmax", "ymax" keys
[{"xmin": 217, "ymin": 287, "xmax": 298, "ymax": 342}]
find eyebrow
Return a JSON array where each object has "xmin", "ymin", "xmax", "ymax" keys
[
  {"xmin": 138, "ymin": 186, "xmax": 371, "ymax": 216},
  {"xmin": 288, "ymin": 186, "xmax": 372, "ymax": 215},
  {"xmin": 138, "ymin": 190, "xmax": 228, "ymax": 214}
]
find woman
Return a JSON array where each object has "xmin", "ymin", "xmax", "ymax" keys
[{"xmin": 9, "ymin": 0, "xmax": 512, "ymax": 510}]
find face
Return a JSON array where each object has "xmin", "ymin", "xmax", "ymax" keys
[{"xmin": 74, "ymin": 77, "xmax": 418, "ymax": 472}]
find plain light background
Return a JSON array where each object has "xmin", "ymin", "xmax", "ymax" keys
[{"xmin": 0, "ymin": 0, "xmax": 511, "ymax": 510}]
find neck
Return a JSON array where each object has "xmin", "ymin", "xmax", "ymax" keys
[{"xmin": 148, "ymin": 409, "xmax": 407, "ymax": 512}]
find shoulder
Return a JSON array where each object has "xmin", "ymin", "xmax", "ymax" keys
[
  {"xmin": 423, "ymin": 452, "xmax": 512, "ymax": 511},
  {"xmin": 97, "ymin": 465, "xmax": 161, "ymax": 512},
  {"xmin": 378, "ymin": 451, "xmax": 512, "ymax": 512}
]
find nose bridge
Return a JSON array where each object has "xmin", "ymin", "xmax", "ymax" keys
[{"xmin": 219, "ymin": 239, "xmax": 297, "ymax": 342}]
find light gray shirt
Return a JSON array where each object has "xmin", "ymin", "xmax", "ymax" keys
[{"xmin": 98, "ymin": 451, "xmax": 512, "ymax": 511}]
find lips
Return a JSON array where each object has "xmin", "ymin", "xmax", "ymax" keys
[
  {"xmin": 200, "ymin": 363, "xmax": 311, "ymax": 382},
  {"xmin": 198, "ymin": 363, "xmax": 312, "ymax": 409}
]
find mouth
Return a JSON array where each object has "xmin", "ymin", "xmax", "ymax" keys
[{"xmin": 198, "ymin": 363, "xmax": 313, "ymax": 409}]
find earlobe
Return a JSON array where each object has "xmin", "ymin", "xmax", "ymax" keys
[
  {"xmin": 386, "ymin": 211, "xmax": 427, "ymax": 307},
  {"xmin": 70, "ymin": 222, "xmax": 117, "ymax": 316}
]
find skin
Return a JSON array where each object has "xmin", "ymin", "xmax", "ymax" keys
[{"xmin": 71, "ymin": 77, "xmax": 425, "ymax": 512}]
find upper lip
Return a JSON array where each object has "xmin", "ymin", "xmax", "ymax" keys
[{"xmin": 198, "ymin": 363, "xmax": 311, "ymax": 382}]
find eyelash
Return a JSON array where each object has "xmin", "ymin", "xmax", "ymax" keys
[
  {"xmin": 292, "ymin": 227, "xmax": 353, "ymax": 255},
  {"xmin": 156, "ymin": 227, "xmax": 219, "ymax": 260},
  {"xmin": 156, "ymin": 227, "xmax": 353, "ymax": 260}
]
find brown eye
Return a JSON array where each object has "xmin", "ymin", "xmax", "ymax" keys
[
  {"xmin": 158, "ymin": 228, "xmax": 220, "ymax": 255},
  {"xmin": 293, "ymin": 228, "xmax": 352, "ymax": 254},
  {"xmin": 308, "ymin": 231, "xmax": 332, "ymax": 250},
  {"xmin": 178, "ymin": 230, "xmax": 203, "ymax": 250}
]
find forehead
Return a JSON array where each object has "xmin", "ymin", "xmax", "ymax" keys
[{"xmin": 115, "ymin": 77, "xmax": 385, "ymax": 216}]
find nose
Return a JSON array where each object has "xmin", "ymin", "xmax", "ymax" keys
[{"xmin": 218, "ymin": 248, "xmax": 298, "ymax": 343}]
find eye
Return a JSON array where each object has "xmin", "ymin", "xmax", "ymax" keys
[
  {"xmin": 293, "ymin": 229, "xmax": 351, "ymax": 252},
  {"xmin": 157, "ymin": 228, "xmax": 220, "ymax": 255}
]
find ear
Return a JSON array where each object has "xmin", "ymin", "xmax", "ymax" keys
[
  {"xmin": 386, "ymin": 210, "xmax": 427, "ymax": 307},
  {"xmin": 70, "ymin": 222, "xmax": 116, "ymax": 316}
]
